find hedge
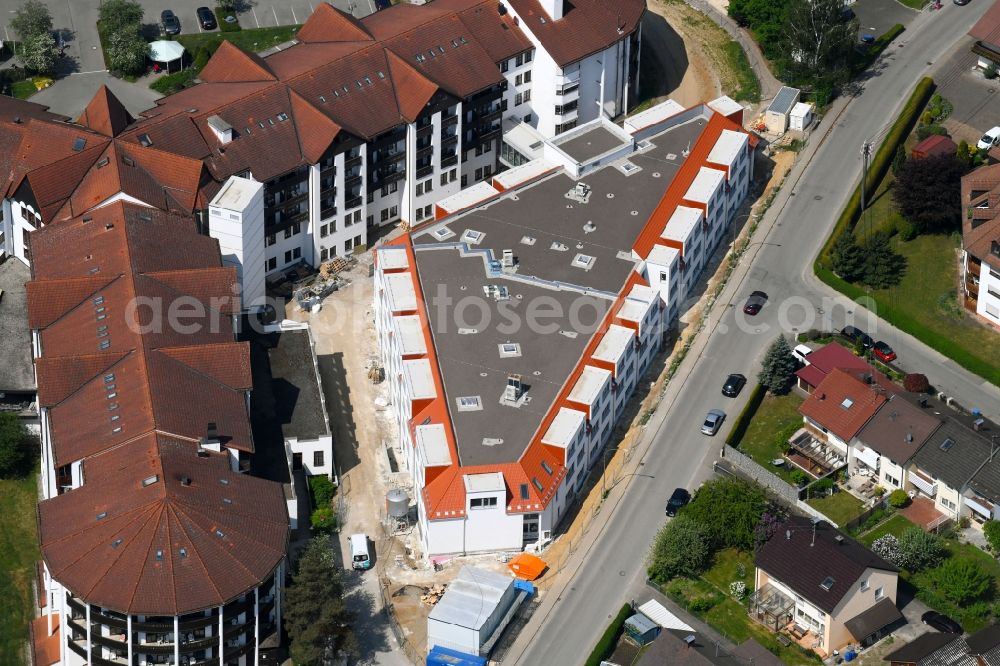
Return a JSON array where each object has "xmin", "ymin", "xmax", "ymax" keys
[
  {"xmin": 584, "ymin": 603, "xmax": 633, "ymax": 666},
  {"xmin": 815, "ymin": 266, "xmax": 1000, "ymax": 386},
  {"xmin": 725, "ymin": 382, "xmax": 766, "ymax": 447},
  {"xmin": 816, "ymin": 76, "xmax": 935, "ymax": 267},
  {"xmin": 150, "ymin": 69, "xmax": 198, "ymax": 94}
]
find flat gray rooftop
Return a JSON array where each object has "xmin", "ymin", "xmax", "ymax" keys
[
  {"xmin": 267, "ymin": 328, "xmax": 329, "ymax": 441},
  {"xmin": 553, "ymin": 124, "xmax": 630, "ymax": 164},
  {"xmin": 0, "ymin": 259, "xmax": 34, "ymax": 393},
  {"xmin": 410, "ymin": 114, "xmax": 711, "ymax": 466}
]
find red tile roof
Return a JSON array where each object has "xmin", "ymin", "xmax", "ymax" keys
[
  {"xmin": 297, "ymin": 1, "xmax": 374, "ymax": 43},
  {"xmin": 961, "ymin": 163, "xmax": 1000, "ymax": 270},
  {"xmin": 38, "ymin": 435, "xmax": 287, "ymax": 616},
  {"xmin": 970, "ymin": 0, "xmax": 1000, "ymax": 47},
  {"xmin": 794, "ymin": 341, "xmax": 872, "ymax": 389},
  {"xmin": 78, "ymin": 85, "xmax": 134, "ymax": 137},
  {"xmin": 799, "ymin": 368, "xmax": 887, "ymax": 442},
  {"xmin": 199, "ymin": 40, "xmax": 277, "ymax": 83}
]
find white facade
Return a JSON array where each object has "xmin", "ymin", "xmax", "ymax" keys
[
  {"xmin": 209, "ymin": 176, "xmax": 266, "ymax": 312},
  {"xmin": 974, "ymin": 260, "xmax": 1000, "ymax": 326}
]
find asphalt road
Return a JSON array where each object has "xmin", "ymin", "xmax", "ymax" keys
[{"xmin": 509, "ymin": 3, "xmax": 997, "ymax": 664}]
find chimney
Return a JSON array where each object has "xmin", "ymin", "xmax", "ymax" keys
[
  {"xmin": 207, "ymin": 422, "xmax": 219, "ymax": 440},
  {"xmin": 201, "ymin": 422, "xmax": 222, "ymax": 452},
  {"xmin": 818, "ymin": 392, "xmax": 826, "ymax": 400},
  {"xmin": 863, "ymin": 373, "xmax": 873, "ymax": 385},
  {"xmin": 684, "ymin": 635, "xmax": 696, "ymax": 649},
  {"xmin": 905, "ymin": 431, "xmax": 914, "ymax": 443},
  {"xmin": 538, "ymin": 0, "xmax": 564, "ymax": 21},
  {"xmin": 834, "ymin": 534, "xmax": 844, "ymax": 544},
  {"xmin": 13, "ymin": 116, "xmax": 21, "ymax": 124},
  {"xmin": 207, "ymin": 115, "xmax": 233, "ymax": 145}
]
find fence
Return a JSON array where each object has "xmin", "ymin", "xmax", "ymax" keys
[
  {"xmin": 842, "ymin": 498, "xmax": 890, "ymax": 535},
  {"xmin": 716, "ymin": 448, "xmax": 834, "ymax": 525}
]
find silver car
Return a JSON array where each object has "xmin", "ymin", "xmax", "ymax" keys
[{"xmin": 701, "ymin": 409, "xmax": 726, "ymax": 436}]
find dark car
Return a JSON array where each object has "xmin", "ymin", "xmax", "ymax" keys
[
  {"xmin": 922, "ymin": 611, "xmax": 962, "ymax": 634},
  {"xmin": 161, "ymin": 9, "xmax": 181, "ymax": 35},
  {"xmin": 954, "ymin": 0, "xmax": 971, "ymax": 5},
  {"xmin": 743, "ymin": 290, "xmax": 768, "ymax": 315},
  {"xmin": 197, "ymin": 7, "xmax": 217, "ymax": 30},
  {"xmin": 841, "ymin": 325, "xmax": 874, "ymax": 349},
  {"xmin": 722, "ymin": 373, "xmax": 747, "ymax": 398},
  {"xmin": 873, "ymin": 341, "xmax": 896, "ymax": 363},
  {"xmin": 666, "ymin": 488, "xmax": 690, "ymax": 517}
]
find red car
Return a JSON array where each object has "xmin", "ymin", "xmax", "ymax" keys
[
  {"xmin": 742, "ymin": 290, "xmax": 768, "ymax": 315},
  {"xmin": 873, "ymin": 341, "xmax": 896, "ymax": 363}
]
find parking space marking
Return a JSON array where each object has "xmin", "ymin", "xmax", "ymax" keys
[
  {"xmin": 251, "ymin": 6, "xmax": 260, "ymax": 28},
  {"xmin": 291, "ymin": 6, "xmax": 297, "ymax": 24},
  {"xmin": 272, "ymin": 6, "xmax": 279, "ymax": 26}
]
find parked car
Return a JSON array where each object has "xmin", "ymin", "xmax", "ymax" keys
[
  {"xmin": 872, "ymin": 341, "xmax": 896, "ymax": 363},
  {"xmin": 840, "ymin": 325, "xmax": 874, "ymax": 349},
  {"xmin": 722, "ymin": 373, "xmax": 747, "ymax": 397},
  {"xmin": 161, "ymin": 9, "xmax": 181, "ymax": 35},
  {"xmin": 743, "ymin": 290, "xmax": 768, "ymax": 315},
  {"xmin": 701, "ymin": 409, "xmax": 726, "ymax": 436},
  {"xmin": 977, "ymin": 126, "xmax": 1000, "ymax": 151},
  {"xmin": 792, "ymin": 344, "xmax": 813, "ymax": 365},
  {"xmin": 922, "ymin": 611, "xmax": 962, "ymax": 634},
  {"xmin": 350, "ymin": 533, "xmax": 372, "ymax": 570},
  {"xmin": 954, "ymin": 0, "xmax": 971, "ymax": 5},
  {"xmin": 196, "ymin": 6, "xmax": 217, "ymax": 30},
  {"xmin": 665, "ymin": 488, "xmax": 690, "ymax": 516}
]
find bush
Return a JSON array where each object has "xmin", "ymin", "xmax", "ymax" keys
[
  {"xmin": 310, "ymin": 506, "xmax": 336, "ymax": 533},
  {"xmin": 789, "ymin": 469, "xmax": 809, "ymax": 487},
  {"xmin": 193, "ymin": 46, "xmax": 211, "ymax": 70},
  {"xmin": 150, "ymin": 69, "xmax": 198, "ymax": 94},
  {"xmin": 730, "ymin": 580, "xmax": 747, "ymax": 600},
  {"xmin": 916, "ymin": 124, "xmax": 948, "ymax": 141},
  {"xmin": 904, "ymin": 373, "xmax": 931, "ymax": 393},
  {"xmin": 933, "ymin": 558, "xmax": 993, "ymax": 605},
  {"xmin": 984, "ymin": 520, "xmax": 1000, "ymax": 553},
  {"xmin": 986, "ymin": 63, "xmax": 999, "ymax": 80},
  {"xmin": 872, "ymin": 534, "xmax": 904, "ymax": 567},
  {"xmin": 888, "ymin": 489, "xmax": 911, "ymax": 509},
  {"xmin": 683, "ymin": 477, "xmax": 769, "ymax": 550},
  {"xmin": 309, "ymin": 475, "xmax": 335, "ymax": 508},
  {"xmin": 725, "ymin": 382, "xmax": 765, "ymax": 446},
  {"xmin": 689, "ymin": 595, "xmax": 720, "ymax": 613},
  {"xmin": 216, "ymin": 7, "xmax": 242, "ymax": 32},
  {"xmin": 898, "ymin": 527, "xmax": 945, "ymax": 571},
  {"xmin": 895, "ymin": 218, "xmax": 917, "ymax": 241},
  {"xmin": 648, "ymin": 515, "xmax": 713, "ymax": 582},
  {"xmin": 584, "ymin": 603, "xmax": 633, "ymax": 666},
  {"xmin": 0, "ymin": 412, "xmax": 37, "ymax": 478}
]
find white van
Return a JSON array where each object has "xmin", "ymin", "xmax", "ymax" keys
[{"xmin": 350, "ymin": 533, "xmax": 372, "ymax": 570}]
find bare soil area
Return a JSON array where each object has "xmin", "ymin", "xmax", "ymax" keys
[{"xmin": 643, "ymin": 0, "xmax": 722, "ymax": 108}]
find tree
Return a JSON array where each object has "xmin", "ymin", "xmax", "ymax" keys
[
  {"xmin": 106, "ymin": 31, "xmax": 150, "ymax": 76},
  {"xmin": 984, "ymin": 520, "xmax": 1000, "ymax": 553},
  {"xmin": 727, "ymin": 0, "xmax": 791, "ymax": 60},
  {"xmin": 934, "ymin": 558, "xmax": 993, "ymax": 605},
  {"xmin": 758, "ymin": 335, "xmax": 798, "ymax": 395},
  {"xmin": 310, "ymin": 507, "xmax": 336, "ymax": 533},
  {"xmin": 285, "ymin": 537, "xmax": 357, "ymax": 665},
  {"xmin": 98, "ymin": 0, "xmax": 144, "ymax": 37},
  {"xmin": 891, "ymin": 144, "xmax": 907, "ymax": 176},
  {"xmin": 903, "ymin": 373, "xmax": 930, "ymax": 393},
  {"xmin": 780, "ymin": 0, "xmax": 857, "ymax": 98},
  {"xmin": 0, "ymin": 412, "xmax": 36, "ymax": 478},
  {"xmin": 830, "ymin": 232, "xmax": 865, "ymax": 282},
  {"xmin": 11, "ymin": 0, "xmax": 52, "ymax": 41},
  {"xmin": 892, "ymin": 154, "xmax": 967, "ymax": 234},
  {"xmin": 888, "ymin": 489, "xmax": 910, "ymax": 509},
  {"xmin": 897, "ymin": 527, "xmax": 945, "ymax": 571},
  {"xmin": 19, "ymin": 31, "xmax": 56, "ymax": 73},
  {"xmin": 647, "ymin": 515, "xmax": 712, "ymax": 582},
  {"xmin": 309, "ymin": 475, "xmax": 335, "ymax": 507},
  {"xmin": 871, "ymin": 534, "xmax": 904, "ymax": 567},
  {"xmin": 860, "ymin": 232, "xmax": 907, "ymax": 289},
  {"xmin": 683, "ymin": 477, "xmax": 769, "ymax": 550}
]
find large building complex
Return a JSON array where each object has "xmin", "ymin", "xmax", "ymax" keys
[
  {"xmin": 374, "ymin": 98, "xmax": 753, "ymax": 556},
  {"xmin": 960, "ymin": 162, "xmax": 1000, "ymax": 329}
]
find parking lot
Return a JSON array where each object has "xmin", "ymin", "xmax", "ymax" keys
[
  {"xmin": 935, "ymin": 37, "xmax": 1000, "ymax": 144},
  {"xmin": 0, "ymin": 0, "xmax": 376, "ymax": 72}
]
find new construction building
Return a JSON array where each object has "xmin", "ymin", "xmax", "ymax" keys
[{"xmin": 374, "ymin": 98, "xmax": 754, "ymax": 556}]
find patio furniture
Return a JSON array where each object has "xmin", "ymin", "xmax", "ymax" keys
[
  {"xmin": 777, "ymin": 635, "xmax": 792, "ymax": 647},
  {"xmin": 771, "ymin": 458, "xmax": 786, "ymax": 467},
  {"xmin": 789, "ymin": 624, "xmax": 808, "ymax": 640}
]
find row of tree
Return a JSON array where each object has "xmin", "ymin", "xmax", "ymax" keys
[
  {"xmin": 10, "ymin": 0, "xmax": 59, "ymax": 73},
  {"xmin": 98, "ymin": 0, "xmax": 151, "ymax": 77}
]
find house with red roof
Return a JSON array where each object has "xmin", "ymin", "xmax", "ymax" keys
[{"xmin": 794, "ymin": 341, "xmax": 872, "ymax": 392}]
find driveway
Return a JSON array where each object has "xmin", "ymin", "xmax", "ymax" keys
[
  {"xmin": 935, "ymin": 37, "xmax": 1000, "ymax": 144},
  {"xmin": 853, "ymin": 0, "xmax": 920, "ymax": 40}
]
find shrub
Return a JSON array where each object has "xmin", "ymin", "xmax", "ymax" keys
[
  {"xmin": 310, "ymin": 506, "xmax": 336, "ymax": 533},
  {"xmin": 725, "ymin": 382, "xmax": 765, "ymax": 446},
  {"xmin": 872, "ymin": 534, "xmax": 904, "ymax": 567},
  {"xmin": 888, "ymin": 489, "xmax": 911, "ymax": 509},
  {"xmin": 150, "ymin": 69, "xmax": 198, "ymax": 94},
  {"xmin": 309, "ymin": 475, "xmax": 335, "ymax": 508},
  {"xmin": 808, "ymin": 476, "xmax": 835, "ymax": 498},
  {"xmin": 647, "ymin": 515, "xmax": 713, "ymax": 582},
  {"xmin": 584, "ymin": 604, "xmax": 633, "ymax": 666},
  {"xmin": 730, "ymin": 581, "xmax": 747, "ymax": 600},
  {"xmin": 904, "ymin": 373, "xmax": 931, "ymax": 393},
  {"xmin": 898, "ymin": 527, "xmax": 945, "ymax": 571},
  {"xmin": 216, "ymin": 7, "xmax": 242, "ymax": 32},
  {"xmin": 689, "ymin": 595, "xmax": 719, "ymax": 614},
  {"xmin": 986, "ymin": 63, "xmax": 999, "ymax": 80},
  {"xmin": 872, "ymin": 485, "xmax": 886, "ymax": 497},
  {"xmin": 790, "ymin": 469, "xmax": 809, "ymax": 487},
  {"xmin": 895, "ymin": 218, "xmax": 917, "ymax": 241},
  {"xmin": 683, "ymin": 477, "xmax": 769, "ymax": 550},
  {"xmin": 933, "ymin": 558, "xmax": 993, "ymax": 605},
  {"xmin": 983, "ymin": 520, "xmax": 1000, "ymax": 553},
  {"xmin": 193, "ymin": 46, "xmax": 211, "ymax": 70},
  {"xmin": 916, "ymin": 124, "xmax": 948, "ymax": 141},
  {"xmin": 0, "ymin": 412, "xmax": 37, "ymax": 478}
]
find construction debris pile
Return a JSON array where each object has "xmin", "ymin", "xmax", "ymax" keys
[{"xmin": 420, "ymin": 584, "xmax": 446, "ymax": 607}]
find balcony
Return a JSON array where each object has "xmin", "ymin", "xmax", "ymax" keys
[
  {"xmin": 441, "ymin": 154, "xmax": 458, "ymax": 168},
  {"xmin": 417, "ymin": 123, "xmax": 433, "ymax": 138},
  {"xmin": 442, "ymin": 112, "xmax": 459, "ymax": 126},
  {"xmin": 556, "ymin": 81, "xmax": 580, "ymax": 98},
  {"xmin": 416, "ymin": 164, "xmax": 434, "ymax": 179},
  {"xmin": 344, "ymin": 172, "xmax": 363, "ymax": 187},
  {"xmin": 345, "ymin": 196, "xmax": 362, "ymax": 210},
  {"xmin": 344, "ymin": 154, "xmax": 363, "ymax": 168},
  {"xmin": 909, "ymin": 471, "xmax": 937, "ymax": 497},
  {"xmin": 417, "ymin": 143, "xmax": 434, "ymax": 159}
]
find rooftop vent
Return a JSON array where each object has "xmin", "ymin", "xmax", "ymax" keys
[
  {"xmin": 155, "ymin": 550, "xmax": 163, "ymax": 561},
  {"xmin": 905, "ymin": 432, "xmax": 914, "ymax": 443},
  {"xmin": 685, "ymin": 635, "xmax": 696, "ymax": 647},
  {"xmin": 215, "ymin": 529, "xmax": 225, "ymax": 538},
  {"xmin": 96, "ymin": 511, "xmax": 107, "ymax": 521},
  {"xmin": 520, "ymin": 235, "xmax": 536, "ymax": 245},
  {"xmin": 550, "ymin": 242, "xmax": 569, "ymax": 252},
  {"xmin": 456, "ymin": 395, "xmax": 483, "ymax": 412},
  {"xmin": 207, "ymin": 115, "xmax": 234, "ymax": 144},
  {"xmin": 505, "ymin": 374, "xmax": 523, "ymax": 402},
  {"xmin": 834, "ymin": 534, "xmax": 844, "ymax": 544},
  {"xmin": 277, "ymin": 112, "xmax": 289, "ymax": 121},
  {"xmin": 502, "ymin": 248, "xmax": 515, "ymax": 268},
  {"xmin": 180, "ymin": 476, "xmax": 192, "ymax": 487},
  {"xmin": 565, "ymin": 182, "xmax": 592, "ymax": 204},
  {"xmin": 97, "ymin": 157, "xmax": 110, "ymax": 168},
  {"xmin": 558, "ymin": 330, "xmax": 578, "ymax": 339},
  {"xmin": 112, "ymin": 538, "xmax": 123, "ymax": 549},
  {"xmin": 483, "ymin": 437, "xmax": 504, "ymax": 446},
  {"xmin": 583, "ymin": 221, "xmax": 597, "ymax": 233},
  {"xmin": 138, "ymin": 133, "xmax": 152, "ymax": 147},
  {"xmin": 179, "ymin": 548, "xmax": 188, "ymax": 558},
  {"xmin": 820, "ymin": 576, "xmax": 835, "ymax": 591}
]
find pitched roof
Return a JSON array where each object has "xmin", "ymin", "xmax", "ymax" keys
[
  {"xmin": 912, "ymin": 417, "xmax": 995, "ymax": 492},
  {"xmin": 78, "ymin": 85, "xmax": 134, "ymax": 137},
  {"xmin": 883, "ymin": 632, "xmax": 963, "ymax": 664},
  {"xmin": 844, "ymin": 597, "xmax": 904, "ymax": 642},
  {"xmin": 732, "ymin": 639, "xmax": 785, "ymax": 666},
  {"xmin": 795, "ymin": 341, "xmax": 872, "ymax": 388},
  {"xmin": 799, "ymin": 368, "xmax": 887, "ymax": 441},
  {"xmin": 755, "ymin": 517, "xmax": 897, "ymax": 614},
  {"xmin": 38, "ymin": 435, "xmax": 287, "ymax": 615},
  {"xmin": 297, "ymin": 1, "xmax": 374, "ymax": 43},
  {"xmin": 198, "ymin": 40, "xmax": 277, "ymax": 83},
  {"xmin": 961, "ymin": 163, "xmax": 1000, "ymax": 270},
  {"xmin": 970, "ymin": 0, "xmax": 1000, "ymax": 47},
  {"xmin": 856, "ymin": 394, "xmax": 942, "ymax": 465}
]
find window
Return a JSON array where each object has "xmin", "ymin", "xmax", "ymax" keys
[
  {"xmin": 484, "ymin": 142, "xmax": 491, "ymax": 154},
  {"xmin": 441, "ymin": 173, "xmax": 448, "ymax": 186},
  {"xmin": 416, "ymin": 208, "xmax": 424, "ymax": 222},
  {"xmin": 470, "ymin": 497, "xmax": 498, "ymax": 509},
  {"xmin": 313, "ymin": 451, "xmax": 325, "ymax": 467},
  {"xmin": 381, "ymin": 208, "xmax": 390, "ymax": 222},
  {"xmin": 515, "ymin": 92, "xmax": 523, "ymax": 106},
  {"xmin": 423, "ymin": 206, "xmax": 431, "ymax": 218},
  {"xmin": 345, "ymin": 239, "xmax": 353, "ymax": 252},
  {"xmin": 515, "ymin": 73, "xmax": 523, "ymax": 86},
  {"xmin": 284, "ymin": 226, "xmax": 293, "ymax": 239},
  {"xmin": 320, "ymin": 224, "xmax": 329, "ymax": 238},
  {"xmin": 524, "ymin": 70, "xmax": 531, "ymax": 83},
  {"xmin": 516, "ymin": 53, "xmax": 524, "ymax": 67},
  {"xmin": 541, "ymin": 461, "xmax": 553, "ymax": 475},
  {"xmin": 860, "ymin": 577, "xmax": 870, "ymax": 592},
  {"xmin": 475, "ymin": 167, "xmax": 483, "ymax": 181},
  {"xmin": 525, "ymin": 50, "xmax": 533, "ymax": 63},
  {"xmin": 660, "ymin": 271, "xmax": 668, "ymax": 282},
  {"xmin": 461, "ymin": 175, "xmax": 468, "ymax": 187},
  {"xmin": 266, "ymin": 233, "xmax": 276, "ymax": 246},
  {"xmin": 354, "ymin": 210, "xmax": 362, "ymax": 224},
  {"xmin": 390, "ymin": 205, "xmax": 398, "ymax": 217},
  {"xmin": 321, "ymin": 248, "xmax": 329, "ymax": 262},
  {"xmin": 449, "ymin": 169, "xmax": 457, "ymax": 183},
  {"xmin": 874, "ymin": 586, "xmax": 884, "ymax": 601},
  {"xmin": 284, "ymin": 250, "xmax": 292, "ymax": 264},
  {"xmin": 500, "ymin": 59, "xmax": 509, "ymax": 73},
  {"xmin": 266, "ymin": 257, "xmax": 277, "ymax": 271},
  {"xmin": 519, "ymin": 484, "xmax": 529, "ymax": 500},
  {"xmin": 416, "ymin": 182, "xmax": 423, "ymax": 197},
  {"xmin": 523, "ymin": 89, "xmax": 531, "ymax": 103},
  {"xmin": 292, "ymin": 247, "xmax": 301, "ymax": 260},
  {"xmin": 366, "ymin": 215, "xmax": 374, "ymax": 227},
  {"xmin": 354, "ymin": 234, "xmax": 362, "ymax": 246},
  {"xmin": 424, "ymin": 178, "xmax": 433, "ymax": 193}
]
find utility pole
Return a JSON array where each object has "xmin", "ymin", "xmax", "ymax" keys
[{"xmin": 860, "ymin": 141, "xmax": 873, "ymax": 214}]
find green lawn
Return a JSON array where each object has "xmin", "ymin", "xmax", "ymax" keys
[
  {"xmin": 859, "ymin": 514, "xmax": 916, "ymax": 547},
  {"xmin": 735, "ymin": 393, "xmax": 805, "ymax": 485},
  {"xmin": 0, "ymin": 475, "xmax": 40, "ymax": 665},
  {"xmin": 806, "ymin": 490, "xmax": 866, "ymax": 526},
  {"xmin": 662, "ymin": 552, "xmax": 821, "ymax": 665},
  {"xmin": 176, "ymin": 25, "xmax": 301, "ymax": 55},
  {"xmin": 10, "ymin": 80, "xmax": 37, "ymax": 100},
  {"xmin": 910, "ymin": 537, "xmax": 1000, "ymax": 632}
]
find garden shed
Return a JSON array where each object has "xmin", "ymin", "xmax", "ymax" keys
[{"xmin": 765, "ymin": 87, "xmax": 801, "ymax": 134}]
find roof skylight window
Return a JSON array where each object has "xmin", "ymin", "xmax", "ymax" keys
[{"xmin": 141, "ymin": 475, "xmax": 159, "ymax": 487}]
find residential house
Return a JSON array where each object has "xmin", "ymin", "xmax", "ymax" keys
[
  {"xmin": 798, "ymin": 368, "xmax": 889, "ymax": 463},
  {"xmin": 969, "ymin": 0, "xmax": 1000, "ymax": 70},
  {"xmin": 960, "ymin": 163, "xmax": 1000, "ymax": 328},
  {"xmin": 751, "ymin": 517, "xmax": 901, "ymax": 656},
  {"xmin": 884, "ymin": 623, "xmax": 1000, "ymax": 665},
  {"xmin": 853, "ymin": 393, "xmax": 941, "ymax": 491},
  {"xmin": 794, "ymin": 342, "xmax": 872, "ymax": 392}
]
